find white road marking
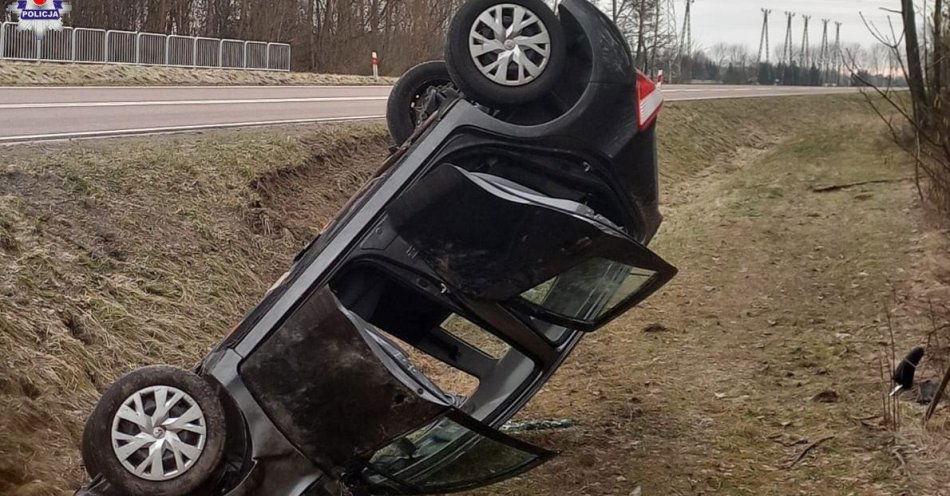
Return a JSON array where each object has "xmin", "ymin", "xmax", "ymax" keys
[
  {"xmin": 0, "ymin": 115, "xmax": 385, "ymax": 144},
  {"xmin": 667, "ymin": 91, "xmax": 856, "ymax": 101},
  {"xmin": 0, "ymin": 96, "xmax": 390, "ymax": 110},
  {"xmin": 0, "ymin": 86, "xmax": 864, "ymax": 143}
]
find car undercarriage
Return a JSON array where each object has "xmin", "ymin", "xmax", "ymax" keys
[{"xmin": 75, "ymin": 1, "xmax": 675, "ymax": 495}]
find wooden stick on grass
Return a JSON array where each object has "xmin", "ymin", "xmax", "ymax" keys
[
  {"xmin": 885, "ymin": 306, "xmax": 901, "ymax": 429},
  {"xmin": 878, "ymin": 349, "xmax": 890, "ymax": 428},
  {"xmin": 924, "ymin": 362, "xmax": 950, "ymax": 425},
  {"xmin": 785, "ymin": 435, "xmax": 836, "ymax": 469}
]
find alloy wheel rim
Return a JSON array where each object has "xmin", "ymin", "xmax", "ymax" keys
[
  {"xmin": 110, "ymin": 385, "xmax": 207, "ymax": 481},
  {"xmin": 468, "ymin": 3, "xmax": 552, "ymax": 87}
]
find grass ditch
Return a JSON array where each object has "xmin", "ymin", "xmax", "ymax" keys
[
  {"xmin": 0, "ymin": 61, "xmax": 395, "ymax": 86},
  {"xmin": 0, "ymin": 94, "xmax": 944, "ymax": 495}
]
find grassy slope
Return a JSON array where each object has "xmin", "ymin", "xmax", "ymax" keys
[
  {"xmin": 0, "ymin": 61, "xmax": 394, "ymax": 86},
  {"xmin": 0, "ymin": 124, "xmax": 390, "ymax": 495},
  {"xmin": 0, "ymin": 95, "xmax": 946, "ymax": 495}
]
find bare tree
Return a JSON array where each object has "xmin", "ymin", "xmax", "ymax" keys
[
  {"xmin": 69, "ymin": 0, "xmax": 462, "ymax": 75},
  {"xmin": 853, "ymin": 2, "xmax": 950, "ymax": 214},
  {"xmin": 902, "ymin": 0, "xmax": 928, "ymax": 119},
  {"xmin": 596, "ymin": 0, "xmax": 677, "ymax": 76}
]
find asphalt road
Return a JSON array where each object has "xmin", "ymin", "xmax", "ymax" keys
[{"xmin": 0, "ymin": 84, "xmax": 860, "ymax": 144}]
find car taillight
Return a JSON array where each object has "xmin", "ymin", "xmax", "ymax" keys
[{"xmin": 636, "ymin": 72, "xmax": 664, "ymax": 131}]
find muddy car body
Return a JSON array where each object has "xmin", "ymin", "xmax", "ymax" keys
[{"xmin": 76, "ymin": 1, "xmax": 675, "ymax": 495}]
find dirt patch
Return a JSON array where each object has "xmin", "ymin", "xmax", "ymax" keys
[
  {"xmin": 0, "ymin": 60, "xmax": 395, "ymax": 87},
  {"xmin": 249, "ymin": 127, "xmax": 391, "ymax": 238},
  {"xmin": 0, "ymin": 95, "xmax": 947, "ymax": 495}
]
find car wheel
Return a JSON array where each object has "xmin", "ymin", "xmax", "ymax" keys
[
  {"xmin": 445, "ymin": 0, "xmax": 566, "ymax": 106},
  {"xmin": 387, "ymin": 60, "xmax": 458, "ymax": 145},
  {"xmin": 81, "ymin": 366, "xmax": 227, "ymax": 496}
]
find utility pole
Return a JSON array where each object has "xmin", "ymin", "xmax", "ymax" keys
[
  {"xmin": 833, "ymin": 21, "xmax": 842, "ymax": 85},
  {"xmin": 799, "ymin": 14, "xmax": 811, "ymax": 68},
  {"xmin": 757, "ymin": 8, "xmax": 772, "ymax": 64},
  {"xmin": 818, "ymin": 18, "xmax": 830, "ymax": 84}
]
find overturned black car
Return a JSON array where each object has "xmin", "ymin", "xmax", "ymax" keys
[{"xmin": 76, "ymin": 0, "xmax": 675, "ymax": 495}]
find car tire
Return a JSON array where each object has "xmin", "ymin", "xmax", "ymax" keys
[
  {"xmin": 81, "ymin": 366, "xmax": 227, "ymax": 496},
  {"xmin": 80, "ymin": 413, "xmax": 103, "ymax": 478},
  {"xmin": 386, "ymin": 60, "xmax": 457, "ymax": 145},
  {"xmin": 445, "ymin": 0, "xmax": 566, "ymax": 106}
]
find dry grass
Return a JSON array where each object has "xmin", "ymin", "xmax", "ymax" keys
[
  {"xmin": 0, "ymin": 60, "xmax": 395, "ymax": 86},
  {"xmin": 475, "ymin": 95, "xmax": 950, "ymax": 495},
  {"xmin": 0, "ymin": 94, "xmax": 948, "ymax": 496}
]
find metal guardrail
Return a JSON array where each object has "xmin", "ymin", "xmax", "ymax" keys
[{"xmin": 0, "ymin": 22, "xmax": 291, "ymax": 71}]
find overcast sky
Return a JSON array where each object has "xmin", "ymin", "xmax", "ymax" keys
[{"xmin": 689, "ymin": 0, "xmax": 904, "ymax": 51}]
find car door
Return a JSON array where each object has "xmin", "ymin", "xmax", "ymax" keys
[
  {"xmin": 356, "ymin": 409, "xmax": 555, "ymax": 494},
  {"xmin": 388, "ymin": 163, "xmax": 677, "ymax": 332}
]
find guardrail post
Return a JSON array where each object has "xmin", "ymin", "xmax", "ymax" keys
[
  {"xmin": 0, "ymin": 22, "xmax": 6, "ymax": 61},
  {"xmin": 192, "ymin": 37, "xmax": 198, "ymax": 67},
  {"xmin": 105, "ymin": 30, "xmax": 111, "ymax": 63},
  {"xmin": 265, "ymin": 43, "xmax": 271, "ymax": 70},
  {"xmin": 165, "ymin": 35, "xmax": 170, "ymax": 65},
  {"xmin": 135, "ymin": 32, "xmax": 141, "ymax": 64},
  {"xmin": 217, "ymin": 39, "xmax": 223, "ymax": 68},
  {"xmin": 243, "ymin": 41, "xmax": 248, "ymax": 68},
  {"xmin": 71, "ymin": 28, "xmax": 77, "ymax": 61},
  {"xmin": 36, "ymin": 36, "xmax": 41, "ymax": 61}
]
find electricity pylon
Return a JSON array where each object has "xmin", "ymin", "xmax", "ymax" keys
[
  {"xmin": 799, "ymin": 15, "xmax": 812, "ymax": 68},
  {"xmin": 757, "ymin": 8, "xmax": 772, "ymax": 64},
  {"xmin": 782, "ymin": 11, "xmax": 796, "ymax": 66},
  {"xmin": 678, "ymin": 0, "xmax": 693, "ymax": 59},
  {"xmin": 818, "ymin": 18, "xmax": 830, "ymax": 83},
  {"xmin": 656, "ymin": 0, "xmax": 678, "ymax": 80},
  {"xmin": 677, "ymin": 0, "xmax": 694, "ymax": 80},
  {"xmin": 833, "ymin": 21, "xmax": 843, "ymax": 85}
]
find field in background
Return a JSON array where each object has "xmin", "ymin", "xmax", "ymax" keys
[
  {"xmin": 0, "ymin": 95, "xmax": 947, "ymax": 495},
  {"xmin": 0, "ymin": 61, "xmax": 394, "ymax": 86}
]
